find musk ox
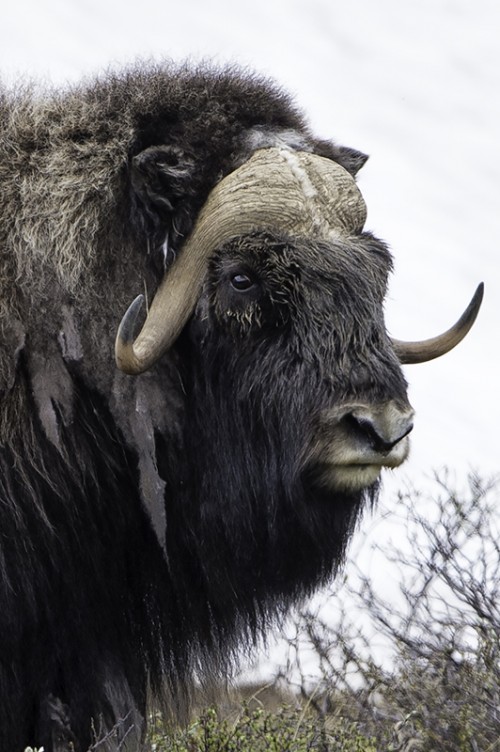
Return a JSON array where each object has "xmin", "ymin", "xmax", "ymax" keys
[{"xmin": 0, "ymin": 63, "xmax": 482, "ymax": 750}]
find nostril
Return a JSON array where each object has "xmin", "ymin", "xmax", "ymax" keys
[{"xmin": 345, "ymin": 410, "xmax": 414, "ymax": 454}]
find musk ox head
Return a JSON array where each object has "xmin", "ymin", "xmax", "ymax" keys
[
  {"xmin": 112, "ymin": 145, "xmax": 482, "ymax": 606},
  {"xmin": 117, "ymin": 147, "xmax": 482, "ymax": 497}
]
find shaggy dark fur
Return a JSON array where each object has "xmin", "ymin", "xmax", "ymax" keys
[{"xmin": 0, "ymin": 63, "xmax": 408, "ymax": 751}]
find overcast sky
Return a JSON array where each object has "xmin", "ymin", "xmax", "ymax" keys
[{"xmin": 2, "ymin": 0, "xmax": 499, "ymax": 675}]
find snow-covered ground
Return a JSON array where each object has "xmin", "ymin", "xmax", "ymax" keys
[{"xmin": 2, "ymin": 0, "xmax": 499, "ymax": 675}]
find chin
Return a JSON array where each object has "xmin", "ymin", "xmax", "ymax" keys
[{"xmin": 312, "ymin": 462, "xmax": 383, "ymax": 493}]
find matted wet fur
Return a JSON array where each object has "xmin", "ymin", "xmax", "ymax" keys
[{"xmin": 0, "ymin": 63, "xmax": 408, "ymax": 750}]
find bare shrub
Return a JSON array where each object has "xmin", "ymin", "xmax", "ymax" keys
[{"xmin": 276, "ymin": 473, "xmax": 500, "ymax": 751}]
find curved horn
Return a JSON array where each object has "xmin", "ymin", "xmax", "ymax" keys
[
  {"xmin": 392, "ymin": 283, "xmax": 484, "ymax": 365},
  {"xmin": 116, "ymin": 147, "xmax": 367, "ymax": 374}
]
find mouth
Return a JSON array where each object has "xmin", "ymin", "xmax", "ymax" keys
[{"xmin": 308, "ymin": 401, "xmax": 413, "ymax": 493}]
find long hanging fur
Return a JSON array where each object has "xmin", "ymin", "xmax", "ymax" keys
[{"xmin": 0, "ymin": 63, "xmax": 406, "ymax": 751}]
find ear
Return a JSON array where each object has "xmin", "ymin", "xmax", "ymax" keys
[
  {"xmin": 130, "ymin": 145, "xmax": 196, "ymax": 238},
  {"xmin": 335, "ymin": 145, "xmax": 369, "ymax": 176},
  {"xmin": 311, "ymin": 139, "xmax": 369, "ymax": 177}
]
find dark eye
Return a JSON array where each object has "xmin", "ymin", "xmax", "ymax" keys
[{"xmin": 230, "ymin": 272, "xmax": 255, "ymax": 291}]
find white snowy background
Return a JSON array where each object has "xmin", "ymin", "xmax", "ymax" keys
[{"xmin": 2, "ymin": 0, "xmax": 499, "ymax": 678}]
